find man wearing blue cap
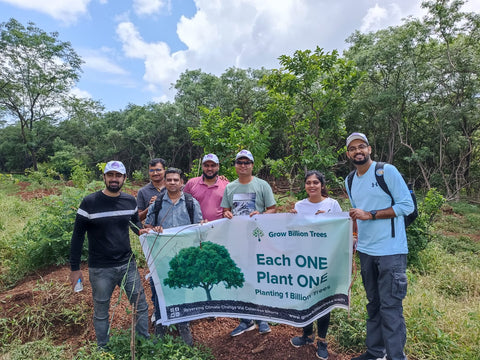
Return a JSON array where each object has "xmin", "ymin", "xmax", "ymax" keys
[
  {"xmin": 183, "ymin": 153, "xmax": 229, "ymax": 221},
  {"xmin": 69, "ymin": 160, "xmax": 150, "ymax": 348},
  {"xmin": 221, "ymin": 149, "xmax": 277, "ymax": 336}
]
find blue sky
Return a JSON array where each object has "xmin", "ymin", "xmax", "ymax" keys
[{"xmin": 1, "ymin": 0, "xmax": 479, "ymax": 112}]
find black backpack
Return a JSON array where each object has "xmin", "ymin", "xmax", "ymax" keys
[
  {"xmin": 152, "ymin": 192, "xmax": 195, "ymax": 226},
  {"xmin": 346, "ymin": 162, "xmax": 418, "ymax": 237}
]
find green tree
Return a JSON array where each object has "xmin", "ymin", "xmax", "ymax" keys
[
  {"xmin": 260, "ymin": 47, "xmax": 361, "ymax": 190},
  {"xmin": 0, "ymin": 19, "xmax": 83, "ymax": 170},
  {"xmin": 164, "ymin": 242, "xmax": 245, "ymax": 301},
  {"xmin": 344, "ymin": 0, "xmax": 480, "ymax": 197}
]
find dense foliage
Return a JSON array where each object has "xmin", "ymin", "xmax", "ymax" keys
[{"xmin": 1, "ymin": 0, "xmax": 478, "ymax": 199}]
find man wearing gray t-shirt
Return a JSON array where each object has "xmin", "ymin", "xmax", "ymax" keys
[{"xmin": 221, "ymin": 149, "xmax": 276, "ymax": 337}]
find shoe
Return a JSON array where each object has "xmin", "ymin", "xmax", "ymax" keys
[
  {"xmin": 290, "ymin": 335, "xmax": 314, "ymax": 347},
  {"xmin": 154, "ymin": 324, "xmax": 166, "ymax": 337},
  {"xmin": 178, "ymin": 322, "xmax": 193, "ymax": 346},
  {"xmin": 230, "ymin": 321, "xmax": 256, "ymax": 337},
  {"xmin": 351, "ymin": 352, "xmax": 386, "ymax": 360},
  {"xmin": 316, "ymin": 341, "xmax": 328, "ymax": 359},
  {"xmin": 258, "ymin": 321, "xmax": 271, "ymax": 334}
]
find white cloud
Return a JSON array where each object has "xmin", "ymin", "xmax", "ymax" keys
[
  {"xmin": 81, "ymin": 49, "xmax": 128, "ymax": 75},
  {"xmin": 116, "ymin": 0, "xmax": 436, "ymax": 103},
  {"xmin": 0, "ymin": 0, "xmax": 92, "ymax": 24},
  {"xmin": 70, "ymin": 87, "xmax": 92, "ymax": 99},
  {"xmin": 360, "ymin": 4, "xmax": 389, "ymax": 33},
  {"xmin": 133, "ymin": 0, "xmax": 168, "ymax": 16},
  {"xmin": 116, "ymin": 21, "xmax": 186, "ymax": 91}
]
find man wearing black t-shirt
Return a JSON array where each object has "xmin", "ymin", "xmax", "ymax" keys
[{"xmin": 69, "ymin": 161, "xmax": 150, "ymax": 348}]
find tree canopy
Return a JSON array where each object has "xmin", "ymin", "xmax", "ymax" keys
[{"xmin": 0, "ymin": 0, "xmax": 479, "ymax": 199}]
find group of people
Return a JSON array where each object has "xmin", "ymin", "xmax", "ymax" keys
[{"xmin": 69, "ymin": 132, "xmax": 414, "ymax": 360}]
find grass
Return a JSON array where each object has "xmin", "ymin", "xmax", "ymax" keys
[{"xmin": 0, "ymin": 178, "xmax": 479, "ymax": 359}]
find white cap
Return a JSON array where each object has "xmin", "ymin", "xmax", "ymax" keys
[
  {"xmin": 202, "ymin": 153, "xmax": 219, "ymax": 164},
  {"xmin": 104, "ymin": 161, "xmax": 126, "ymax": 174},
  {"xmin": 346, "ymin": 132, "xmax": 369, "ymax": 148},
  {"xmin": 235, "ymin": 149, "xmax": 254, "ymax": 162}
]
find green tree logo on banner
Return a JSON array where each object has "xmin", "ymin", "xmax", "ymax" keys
[
  {"xmin": 253, "ymin": 227, "xmax": 264, "ymax": 242},
  {"xmin": 164, "ymin": 242, "xmax": 245, "ymax": 301}
]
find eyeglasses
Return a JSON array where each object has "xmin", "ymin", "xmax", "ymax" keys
[
  {"xmin": 235, "ymin": 160, "xmax": 252, "ymax": 165},
  {"xmin": 347, "ymin": 144, "xmax": 368, "ymax": 152},
  {"xmin": 149, "ymin": 168, "xmax": 164, "ymax": 173}
]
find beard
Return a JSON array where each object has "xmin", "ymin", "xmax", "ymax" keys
[
  {"xmin": 105, "ymin": 182, "xmax": 123, "ymax": 193},
  {"xmin": 352, "ymin": 153, "xmax": 370, "ymax": 165},
  {"xmin": 203, "ymin": 171, "xmax": 218, "ymax": 180}
]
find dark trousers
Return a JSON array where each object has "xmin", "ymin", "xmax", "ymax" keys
[
  {"xmin": 301, "ymin": 312, "xmax": 330, "ymax": 339},
  {"xmin": 358, "ymin": 252, "xmax": 408, "ymax": 360}
]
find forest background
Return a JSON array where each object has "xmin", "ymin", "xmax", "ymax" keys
[
  {"xmin": 1, "ymin": 0, "xmax": 479, "ymax": 201},
  {"xmin": 0, "ymin": 1, "xmax": 479, "ymax": 359}
]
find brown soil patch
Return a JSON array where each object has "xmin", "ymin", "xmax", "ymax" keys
[{"xmin": 0, "ymin": 264, "xmax": 354, "ymax": 359}]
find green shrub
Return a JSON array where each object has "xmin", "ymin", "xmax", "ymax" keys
[
  {"xmin": 76, "ymin": 331, "xmax": 213, "ymax": 360},
  {"xmin": 5, "ymin": 186, "xmax": 92, "ymax": 286},
  {"xmin": 407, "ymin": 188, "xmax": 445, "ymax": 268}
]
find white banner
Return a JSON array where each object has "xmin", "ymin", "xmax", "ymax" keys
[{"xmin": 140, "ymin": 212, "xmax": 352, "ymax": 327}]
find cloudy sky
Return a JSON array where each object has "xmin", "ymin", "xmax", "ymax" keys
[{"xmin": 1, "ymin": 0, "xmax": 479, "ymax": 111}]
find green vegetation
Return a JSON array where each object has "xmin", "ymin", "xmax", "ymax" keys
[
  {"xmin": 329, "ymin": 197, "xmax": 480, "ymax": 360},
  {"xmin": 1, "ymin": 178, "xmax": 479, "ymax": 359},
  {"xmin": 2, "ymin": 0, "xmax": 480, "ymax": 198}
]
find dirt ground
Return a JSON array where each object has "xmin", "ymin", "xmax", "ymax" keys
[{"xmin": 0, "ymin": 263, "xmax": 357, "ymax": 360}]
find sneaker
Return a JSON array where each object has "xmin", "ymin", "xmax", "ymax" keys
[
  {"xmin": 230, "ymin": 321, "xmax": 256, "ymax": 337},
  {"xmin": 258, "ymin": 321, "xmax": 271, "ymax": 334},
  {"xmin": 316, "ymin": 341, "xmax": 328, "ymax": 359},
  {"xmin": 290, "ymin": 335, "xmax": 314, "ymax": 348},
  {"xmin": 178, "ymin": 322, "xmax": 193, "ymax": 346},
  {"xmin": 351, "ymin": 352, "xmax": 386, "ymax": 360},
  {"xmin": 154, "ymin": 324, "xmax": 166, "ymax": 337}
]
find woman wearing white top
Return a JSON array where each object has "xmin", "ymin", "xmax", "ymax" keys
[{"xmin": 290, "ymin": 170, "xmax": 342, "ymax": 360}]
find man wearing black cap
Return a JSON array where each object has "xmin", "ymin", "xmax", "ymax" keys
[
  {"xmin": 345, "ymin": 133, "xmax": 414, "ymax": 360},
  {"xmin": 69, "ymin": 160, "xmax": 150, "ymax": 348},
  {"xmin": 221, "ymin": 149, "xmax": 276, "ymax": 337}
]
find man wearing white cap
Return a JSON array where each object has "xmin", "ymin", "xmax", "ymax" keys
[
  {"xmin": 183, "ymin": 153, "xmax": 229, "ymax": 221},
  {"xmin": 345, "ymin": 133, "xmax": 414, "ymax": 360},
  {"xmin": 221, "ymin": 149, "xmax": 276, "ymax": 337},
  {"xmin": 69, "ymin": 160, "xmax": 151, "ymax": 348}
]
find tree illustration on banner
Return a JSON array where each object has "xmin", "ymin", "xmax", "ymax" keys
[{"xmin": 164, "ymin": 242, "xmax": 245, "ymax": 301}]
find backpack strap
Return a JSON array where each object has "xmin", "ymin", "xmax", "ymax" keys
[
  {"xmin": 375, "ymin": 162, "xmax": 395, "ymax": 237},
  {"xmin": 153, "ymin": 193, "xmax": 165, "ymax": 226},
  {"xmin": 346, "ymin": 170, "xmax": 355, "ymax": 197},
  {"xmin": 153, "ymin": 192, "xmax": 195, "ymax": 225},
  {"xmin": 184, "ymin": 193, "xmax": 195, "ymax": 224}
]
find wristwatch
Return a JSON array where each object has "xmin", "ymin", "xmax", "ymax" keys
[{"xmin": 370, "ymin": 210, "xmax": 377, "ymax": 220}]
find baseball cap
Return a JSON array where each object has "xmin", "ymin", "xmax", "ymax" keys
[
  {"xmin": 235, "ymin": 149, "xmax": 254, "ymax": 162},
  {"xmin": 202, "ymin": 153, "xmax": 219, "ymax": 164},
  {"xmin": 346, "ymin": 132, "xmax": 369, "ymax": 148},
  {"xmin": 104, "ymin": 161, "xmax": 126, "ymax": 175}
]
